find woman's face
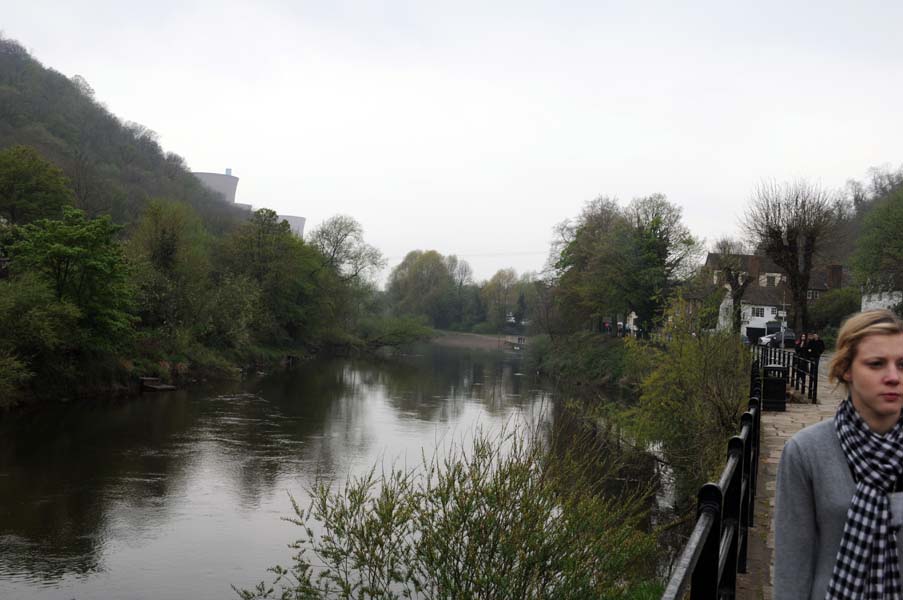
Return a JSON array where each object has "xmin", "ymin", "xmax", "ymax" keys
[{"xmin": 845, "ymin": 333, "xmax": 903, "ymax": 432}]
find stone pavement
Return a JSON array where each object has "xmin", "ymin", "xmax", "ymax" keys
[{"xmin": 736, "ymin": 353, "xmax": 844, "ymax": 599}]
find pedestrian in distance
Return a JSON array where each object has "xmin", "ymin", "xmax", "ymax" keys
[
  {"xmin": 774, "ymin": 309, "xmax": 903, "ymax": 599},
  {"xmin": 808, "ymin": 332, "xmax": 827, "ymax": 363},
  {"xmin": 795, "ymin": 332, "xmax": 809, "ymax": 356}
]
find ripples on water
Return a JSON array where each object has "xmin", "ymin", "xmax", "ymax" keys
[{"xmin": 0, "ymin": 345, "xmax": 556, "ymax": 599}]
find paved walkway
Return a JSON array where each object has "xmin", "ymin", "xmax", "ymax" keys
[{"xmin": 737, "ymin": 354, "xmax": 844, "ymax": 599}]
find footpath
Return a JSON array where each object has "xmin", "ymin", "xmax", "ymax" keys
[{"xmin": 736, "ymin": 353, "xmax": 843, "ymax": 599}]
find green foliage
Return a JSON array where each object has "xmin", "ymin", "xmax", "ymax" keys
[
  {"xmin": 808, "ymin": 287, "xmax": 861, "ymax": 330},
  {"xmin": 0, "ymin": 273, "xmax": 81, "ymax": 399},
  {"xmin": 127, "ymin": 199, "xmax": 211, "ymax": 332},
  {"xmin": 237, "ymin": 427, "xmax": 659, "ymax": 599},
  {"xmin": 554, "ymin": 195, "xmax": 701, "ymax": 333},
  {"xmin": 353, "ymin": 316, "xmax": 433, "ymax": 351},
  {"xmin": 626, "ymin": 300, "xmax": 751, "ymax": 508},
  {"xmin": 388, "ymin": 250, "xmax": 457, "ymax": 328},
  {"xmin": 0, "ymin": 35, "xmax": 246, "ymax": 229},
  {"xmin": 9, "ymin": 206, "xmax": 134, "ymax": 353},
  {"xmin": 0, "ymin": 349, "xmax": 30, "ymax": 408},
  {"xmin": 852, "ymin": 186, "xmax": 903, "ymax": 292},
  {"xmin": 529, "ymin": 332, "xmax": 628, "ymax": 392},
  {"xmin": 201, "ymin": 274, "xmax": 263, "ymax": 352},
  {"xmin": 217, "ymin": 209, "xmax": 328, "ymax": 346},
  {"xmin": 0, "ymin": 144, "xmax": 74, "ymax": 224}
]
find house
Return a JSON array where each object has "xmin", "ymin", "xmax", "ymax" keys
[
  {"xmin": 705, "ymin": 253, "xmax": 846, "ymax": 342},
  {"xmin": 861, "ymin": 290, "xmax": 903, "ymax": 312}
]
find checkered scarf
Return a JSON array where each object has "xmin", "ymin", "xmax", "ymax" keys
[{"xmin": 827, "ymin": 397, "xmax": 903, "ymax": 599}]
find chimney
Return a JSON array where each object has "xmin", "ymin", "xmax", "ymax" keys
[
  {"xmin": 748, "ymin": 255, "xmax": 761, "ymax": 282},
  {"xmin": 225, "ymin": 168, "xmax": 232, "ymax": 176},
  {"xmin": 828, "ymin": 264, "xmax": 843, "ymax": 289}
]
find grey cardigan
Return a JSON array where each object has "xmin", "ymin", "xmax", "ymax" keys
[{"xmin": 774, "ymin": 418, "xmax": 903, "ymax": 599}]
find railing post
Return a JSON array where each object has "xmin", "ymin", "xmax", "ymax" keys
[
  {"xmin": 811, "ymin": 358, "xmax": 819, "ymax": 403},
  {"xmin": 738, "ymin": 413, "xmax": 754, "ymax": 572},
  {"xmin": 721, "ymin": 438, "xmax": 744, "ymax": 598},
  {"xmin": 691, "ymin": 483, "xmax": 723, "ymax": 600},
  {"xmin": 798, "ymin": 356, "xmax": 807, "ymax": 396},
  {"xmin": 790, "ymin": 354, "xmax": 797, "ymax": 389},
  {"xmin": 747, "ymin": 399, "xmax": 760, "ymax": 528}
]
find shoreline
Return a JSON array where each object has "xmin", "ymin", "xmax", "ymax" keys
[{"xmin": 429, "ymin": 331, "xmax": 510, "ymax": 352}]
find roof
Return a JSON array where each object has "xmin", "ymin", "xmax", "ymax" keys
[
  {"xmin": 704, "ymin": 253, "xmax": 782, "ymax": 273},
  {"xmin": 740, "ymin": 283, "xmax": 789, "ymax": 307},
  {"xmin": 706, "ymin": 253, "xmax": 846, "ymax": 292}
]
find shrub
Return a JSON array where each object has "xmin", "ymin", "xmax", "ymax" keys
[
  {"xmin": 531, "ymin": 332, "xmax": 628, "ymax": 392},
  {"xmin": 237, "ymin": 426, "xmax": 660, "ymax": 599},
  {"xmin": 626, "ymin": 304, "xmax": 750, "ymax": 510}
]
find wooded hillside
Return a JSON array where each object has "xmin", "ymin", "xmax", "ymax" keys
[{"xmin": 0, "ymin": 35, "xmax": 245, "ymax": 232}]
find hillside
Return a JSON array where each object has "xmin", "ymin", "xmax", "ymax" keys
[{"xmin": 0, "ymin": 35, "xmax": 245, "ymax": 232}]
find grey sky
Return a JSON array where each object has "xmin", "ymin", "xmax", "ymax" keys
[{"xmin": 6, "ymin": 1, "xmax": 903, "ymax": 282}]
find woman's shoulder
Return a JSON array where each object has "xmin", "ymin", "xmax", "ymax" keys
[{"xmin": 785, "ymin": 418, "xmax": 839, "ymax": 456}]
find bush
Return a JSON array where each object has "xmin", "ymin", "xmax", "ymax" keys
[
  {"xmin": 237, "ymin": 426, "xmax": 660, "ymax": 599},
  {"xmin": 470, "ymin": 321, "xmax": 498, "ymax": 335},
  {"xmin": 531, "ymin": 332, "xmax": 628, "ymax": 392},
  {"xmin": 626, "ymin": 307, "xmax": 750, "ymax": 510},
  {"xmin": 808, "ymin": 287, "xmax": 861, "ymax": 331},
  {"xmin": 0, "ymin": 349, "xmax": 30, "ymax": 408}
]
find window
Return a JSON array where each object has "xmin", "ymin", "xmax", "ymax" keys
[
  {"xmin": 766, "ymin": 275, "xmax": 775, "ymax": 287},
  {"xmin": 752, "ymin": 307, "xmax": 765, "ymax": 318},
  {"xmin": 771, "ymin": 307, "xmax": 778, "ymax": 315},
  {"xmin": 807, "ymin": 290, "xmax": 820, "ymax": 300}
]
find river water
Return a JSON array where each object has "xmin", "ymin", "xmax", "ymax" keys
[{"xmin": 0, "ymin": 345, "xmax": 557, "ymax": 599}]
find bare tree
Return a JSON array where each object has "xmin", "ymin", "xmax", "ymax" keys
[
  {"xmin": 309, "ymin": 215, "xmax": 386, "ymax": 282},
  {"xmin": 709, "ymin": 237, "xmax": 752, "ymax": 333},
  {"xmin": 743, "ymin": 180, "xmax": 845, "ymax": 332}
]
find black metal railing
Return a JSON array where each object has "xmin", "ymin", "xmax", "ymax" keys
[
  {"xmin": 751, "ymin": 345, "xmax": 819, "ymax": 403},
  {"xmin": 661, "ymin": 373, "xmax": 762, "ymax": 600}
]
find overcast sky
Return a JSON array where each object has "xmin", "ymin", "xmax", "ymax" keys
[{"xmin": 6, "ymin": 1, "xmax": 903, "ymax": 282}]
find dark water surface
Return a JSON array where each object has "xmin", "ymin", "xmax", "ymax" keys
[{"xmin": 0, "ymin": 345, "xmax": 553, "ymax": 599}]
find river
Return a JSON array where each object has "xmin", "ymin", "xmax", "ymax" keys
[{"xmin": 0, "ymin": 344, "xmax": 557, "ymax": 599}]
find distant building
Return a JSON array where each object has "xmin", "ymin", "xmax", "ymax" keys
[
  {"xmin": 193, "ymin": 168, "xmax": 306, "ymax": 238},
  {"xmin": 861, "ymin": 290, "xmax": 903, "ymax": 312},
  {"xmin": 193, "ymin": 169, "xmax": 239, "ymax": 204},
  {"xmin": 280, "ymin": 215, "xmax": 306, "ymax": 238},
  {"xmin": 705, "ymin": 253, "xmax": 848, "ymax": 341}
]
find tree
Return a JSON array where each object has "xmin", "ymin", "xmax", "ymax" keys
[
  {"xmin": 0, "ymin": 145, "xmax": 74, "ymax": 224},
  {"xmin": 555, "ymin": 194, "xmax": 701, "ymax": 333},
  {"xmin": 9, "ymin": 206, "xmax": 134, "ymax": 352},
  {"xmin": 808, "ymin": 287, "xmax": 861, "ymax": 331},
  {"xmin": 217, "ymin": 209, "xmax": 328, "ymax": 346},
  {"xmin": 554, "ymin": 197, "xmax": 625, "ymax": 330},
  {"xmin": 127, "ymin": 200, "xmax": 211, "ymax": 331},
  {"xmin": 711, "ymin": 237, "xmax": 752, "ymax": 332},
  {"xmin": 619, "ymin": 195, "xmax": 701, "ymax": 330},
  {"xmin": 387, "ymin": 250, "xmax": 456, "ymax": 328},
  {"xmin": 743, "ymin": 180, "xmax": 845, "ymax": 332},
  {"xmin": 852, "ymin": 186, "xmax": 903, "ymax": 294},
  {"xmin": 481, "ymin": 268, "xmax": 518, "ymax": 330},
  {"xmin": 309, "ymin": 215, "xmax": 385, "ymax": 282},
  {"xmin": 0, "ymin": 273, "xmax": 81, "ymax": 400}
]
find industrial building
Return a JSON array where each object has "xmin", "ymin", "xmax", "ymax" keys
[{"xmin": 192, "ymin": 168, "xmax": 305, "ymax": 238}]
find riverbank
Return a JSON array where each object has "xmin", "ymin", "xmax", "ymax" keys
[{"xmin": 429, "ymin": 331, "xmax": 509, "ymax": 351}]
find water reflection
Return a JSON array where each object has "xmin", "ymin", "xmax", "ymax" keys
[{"xmin": 0, "ymin": 345, "xmax": 556, "ymax": 599}]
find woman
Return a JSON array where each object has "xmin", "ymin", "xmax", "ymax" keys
[
  {"xmin": 795, "ymin": 332, "xmax": 809, "ymax": 356},
  {"xmin": 775, "ymin": 309, "xmax": 903, "ymax": 599}
]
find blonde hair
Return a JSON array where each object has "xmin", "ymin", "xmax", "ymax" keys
[{"xmin": 828, "ymin": 309, "xmax": 903, "ymax": 389}]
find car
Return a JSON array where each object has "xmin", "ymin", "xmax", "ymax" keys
[{"xmin": 759, "ymin": 330, "xmax": 796, "ymax": 348}]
